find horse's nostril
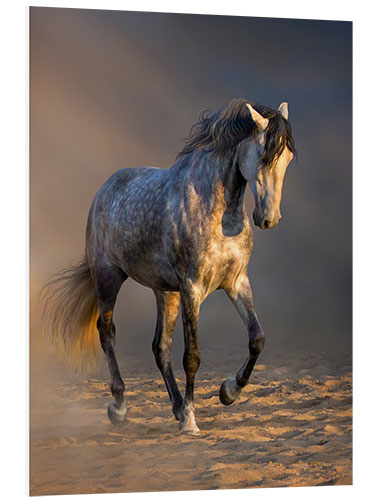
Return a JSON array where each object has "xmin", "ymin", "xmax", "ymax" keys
[{"xmin": 263, "ymin": 219, "xmax": 270, "ymax": 229}]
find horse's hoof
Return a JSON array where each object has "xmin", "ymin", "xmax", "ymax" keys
[
  {"xmin": 180, "ymin": 425, "xmax": 201, "ymax": 436},
  {"xmin": 219, "ymin": 378, "xmax": 242, "ymax": 406},
  {"xmin": 179, "ymin": 406, "xmax": 200, "ymax": 436},
  {"xmin": 179, "ymin": 418, "xmax": 200, "ymax": 436},
  {"xmin": 107, "ymin": 400, "xmax": 127, "ymax": 427}
]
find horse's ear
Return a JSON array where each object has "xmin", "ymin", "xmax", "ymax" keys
[
  {"xmin": 246, "ymin": 103, "xmax": 269, "ymax": 131},
  {"xmin": 278, "ymin": 102, "xmax": 289, "ymax": 120}
]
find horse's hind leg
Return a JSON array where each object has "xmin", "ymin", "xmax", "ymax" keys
[
  {"xmin": 152, "ymin": 291, "xmax": 184, "ymax": 420},
  {"xmin": 92, "ymin": 263, "xmax": 128, "ymax": 426},
  {"xmin": 220, "ymin": 274, "xmax": 265, "ymax": 405}
]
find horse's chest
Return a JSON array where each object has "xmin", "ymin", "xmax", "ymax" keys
[{"xmin": 196, "ymin": 233, "xmax": 252, "ymax": 293}]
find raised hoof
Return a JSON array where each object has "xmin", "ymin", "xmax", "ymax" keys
[
  {"xmin": 107, "ymin": 400, "xmax": 127, "ymax": 427},
  {"xmin": 219, "ymin": 377, "xmax": 242, "ymax": 406}
]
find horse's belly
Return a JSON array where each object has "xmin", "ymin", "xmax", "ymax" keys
[{"xmin": 120, "ymin": 250, "xmax": 180, "ymax": 292}]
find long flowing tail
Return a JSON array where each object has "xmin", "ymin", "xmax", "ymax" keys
[{"xmin": 41, "ymin": 255, "xmax": 100, "ymax": 371}]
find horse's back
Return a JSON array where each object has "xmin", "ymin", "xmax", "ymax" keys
[
  {"xmin": 93, "ymin": 166, "xmax": 163, "ymax": 204},
  {"xmin": 88, "ymin": 165, "xmax": 165, "ymax": 223}
]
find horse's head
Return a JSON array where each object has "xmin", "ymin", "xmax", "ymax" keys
[{"xmin": 238, "ymin": 102, "xmax": 295, "ymax": 230}]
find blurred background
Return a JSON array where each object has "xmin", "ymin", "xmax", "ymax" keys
[{"xmin": 30, "ymin": 8, "xmax": 352, "ymax": 381}]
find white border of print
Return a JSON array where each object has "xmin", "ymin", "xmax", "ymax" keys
[{"xmin": 1, "ymin": 1, "xmax": 371, "ymax": 500}]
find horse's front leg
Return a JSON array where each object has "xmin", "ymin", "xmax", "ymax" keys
[
  {"xmin": 179, "ymin": 281, "xmax": 202, "ymax": 436},
  {"xmin": 220, "ymin": 274, "xmax": 265, "ymax": 405}
]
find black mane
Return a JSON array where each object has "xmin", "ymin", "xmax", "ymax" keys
[{"xmin": 177, "ymin": 98, "xmax": 296, "ymax": 167}]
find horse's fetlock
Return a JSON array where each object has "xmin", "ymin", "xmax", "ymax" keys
[{"xmin": 111, "ymin": 379, "xmax": 125, "ymax": 398}]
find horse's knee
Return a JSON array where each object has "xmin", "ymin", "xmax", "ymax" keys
[
  {"xmin": 249, "ymin": 329, "xmax": 265, "ymax": 358},
  {"xmin": 183, "ymin": 345, "xmax": 201, "ymax": 376}
]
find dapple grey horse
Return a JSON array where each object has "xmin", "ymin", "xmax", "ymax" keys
[{"xmin": 43, "ymin": 98, "xmax": 296, "ymax": 435}]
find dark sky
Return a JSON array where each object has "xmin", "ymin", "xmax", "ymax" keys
[{"xmin": 30, "ymin": 8, "xmax": 352, "ymax": 364}]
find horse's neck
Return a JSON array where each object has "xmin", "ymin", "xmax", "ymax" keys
[{"xmin": 187, "ymin": 150, "xmax": 247, "ymax": 233}]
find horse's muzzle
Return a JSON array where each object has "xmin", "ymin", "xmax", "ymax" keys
[{"xmin": 253, "ymin": 211, "xmax": 279, "ymax": 230}]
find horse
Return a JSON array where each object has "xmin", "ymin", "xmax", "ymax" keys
[{"xmin": 42, "ymin": 98, "xmax": 296, "ymax": 436}]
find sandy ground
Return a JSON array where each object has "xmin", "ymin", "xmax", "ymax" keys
[{"xmin": 30, "ymin": 344, "xmax": 352, "ymax": 495}]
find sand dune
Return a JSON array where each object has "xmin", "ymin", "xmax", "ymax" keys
[{"xmin": 30, "ymin": 351, "xmax": 352, "ymax": 495}]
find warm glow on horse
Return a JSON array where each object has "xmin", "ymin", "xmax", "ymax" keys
[{"xmin": 42, "ymin": 98, "xmax": 296, "ymax": 435}]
